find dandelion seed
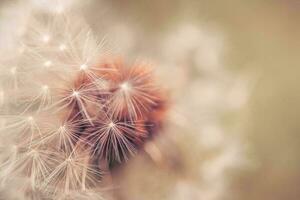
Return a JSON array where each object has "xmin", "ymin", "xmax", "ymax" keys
[
  {"xmin": 27, "ymin": 116, "xmax": 34, "ymax": 122},
  {"xmin": 37, "ymin": 119, "xmax": 85, "ymax": 152},
  {"xmin": 84, "ymin": 114, "xmax": 147, "ymax": 163},
  {"xmin": 44, "ymin": 60, "xmax": 52, "ymax": 67},
  {"xmin": 72, "ymin": 90, "xmax": 80, "ymax": 97},
  {"xmin": 1, "ymin": 147, "xmax": 56, "ymax": 190},
  {"xmin": 59, "ymin": 44, "xmax": 67, "ymax": 51},
  {"xmin": 101, "ymin": 60, "xmax": 164, "ymax": 120},
  {"xmin": 42, "ymin": 35, "xmax": 51, "ymax": 43},
  {"xmin": 80, "ymin": 64, "xmax": 88, "ymax": 71},
  {"xmin": 108, "ymin": 121, "xmax": 115, "ymax": 128},
  {"xmin": 120, "ymin": 82, "xmax": 131, "ymax": 91},
  {"xmin": 0, "ymin": 11, "xmax": 168, "ymax": 199},
  {"xmin": 42, "ymin": 150, "xmax": 101, "ymax": 195}
]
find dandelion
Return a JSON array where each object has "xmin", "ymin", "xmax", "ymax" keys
[
  {"xmin": 102, "ymin": 60, "xmax": 161, "ymax": 120},
  {"xmin": 0, "ymin": 6, "xmax": 168, "ymax": 199},
  {"xmin": 84, "ymin": 114, "xmax": 147, "ymax": 163},
  {"xmin": 42, "ymin": 148, "xmax": 101, "ymax": 196}
]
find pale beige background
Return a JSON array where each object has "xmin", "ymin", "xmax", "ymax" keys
[{"xmin": 0, "ymin": 0, "xmax": 299, "ymax": 199}]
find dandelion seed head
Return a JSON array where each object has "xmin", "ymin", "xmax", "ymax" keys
[{"xmin": 0, "ymin": 11, "xmax": 169, "ymax": 199}]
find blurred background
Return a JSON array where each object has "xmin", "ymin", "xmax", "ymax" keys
[{"xmin": 1, "ymin": 0, "xmax": 300, "ymax": 199}]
